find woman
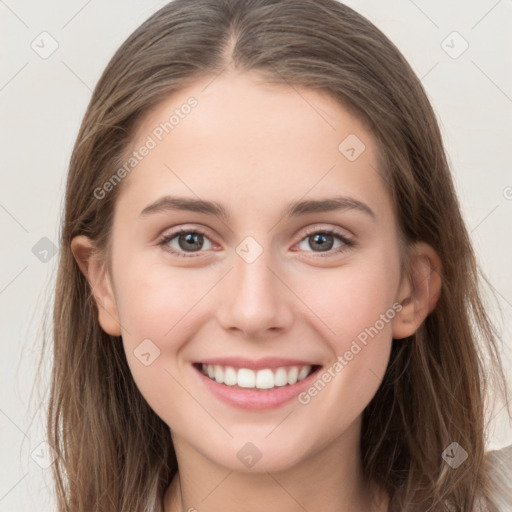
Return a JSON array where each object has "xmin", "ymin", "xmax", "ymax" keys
[{"xmin": 44, "ymin": 0, "xmax": 512, "ymax": 510}]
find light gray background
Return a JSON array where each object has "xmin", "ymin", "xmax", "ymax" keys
[{"xmin": 1, "ymin": 1, "xmax": 511, "ymax": 510}]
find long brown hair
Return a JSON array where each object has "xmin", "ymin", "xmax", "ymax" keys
[{"xmin": 40, "ymin": 0, "xmax": 510, "ymax": 510}]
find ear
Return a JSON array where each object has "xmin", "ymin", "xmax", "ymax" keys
[
  {"xmin": 70, "ymin": 235, "xmax": 122, "ymax": 337},
  {"xmin": 392, "ymin": 242, "xmax": 442, "ymax": 340}
]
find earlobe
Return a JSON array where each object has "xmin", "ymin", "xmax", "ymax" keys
[
  {"xmin": 70, "ymin": 235, "xmax": 123, "ymax": 337},
  {"xmin": 392, "ymin": 242, "xmax": 442, "ymax": 340}
]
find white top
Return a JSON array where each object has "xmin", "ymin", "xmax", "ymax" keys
[{"xmin": 486, "ymin": 444, "xmax": 512, "ymax": 511}]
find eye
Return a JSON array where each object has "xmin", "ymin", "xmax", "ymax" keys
[
  {"xmin": 158, "ymin": 226, "xmax": 354, "ymax": 259},
  {"xmin": 296, "ymin": 228, "xmax": 353, "ymax": 255},
  {"xmin": 159, "ymin": 228, "xmax": 214, "ymax": 257}
]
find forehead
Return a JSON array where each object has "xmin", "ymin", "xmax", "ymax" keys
[
  {"xmin": 115, "ymin": 71, "xmax": 390, "ymax": 225},
  {"xmin": 132, "ymin": 70, "xmax": 372, "ymax": 156}
]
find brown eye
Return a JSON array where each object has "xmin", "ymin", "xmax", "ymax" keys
[
  {"xmin": 176, "ymin": 232, "xmax": 204, "ymax": 252},
  {"xmin": 159, "ymin": 229, "xmax": 213, "ymax": 257},
  {"xmin": 307, "ymin": 233, "xmax": 335, "ymax": 251},
  {"xmin": 297, "ymin": 229, "xmax": 353, "ymax": 255}
]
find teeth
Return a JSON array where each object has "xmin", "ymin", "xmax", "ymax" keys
[
  {"xmin": 223, "ymin": 366, "xmax": 237, "ymax": 386},
  {"xmin": 214, "ymin": 365, "xmax": 224, "ymax": 384},
  {"xmin": 274, "ymin": 367, "xmax": 288, "ymax": 387},
  {"xmin": 287, "ymin": 366, "xmax": 298, "ymax": 385},
  {"xmin": 200, "ymin": 363, "xmax": 314, "ymax": 389},
  {"xmin": 297, "ymin": 366, "xmax": 310, "ymax": 381},
  {"xmin": 255, "ymin": 369, "xmax": 274, "ymax": 389}
]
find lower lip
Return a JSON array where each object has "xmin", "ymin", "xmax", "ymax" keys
[{"xmin": 193, "ymin": 365, "xmax": 322, "ymax": 410}]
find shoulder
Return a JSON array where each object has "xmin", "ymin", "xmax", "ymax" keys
[{"xmin": 485, "ymin": 444, "xmax": 512, "ymax": 512}]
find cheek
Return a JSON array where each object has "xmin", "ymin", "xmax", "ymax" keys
[
  {"xmin": 113, "ymin": 274, "xmax": 214, "ymax": 433},
  {"xmin": 294, "ymin": 253, "xmax": 399, "ymax": 403},
  {"xmin": 115, "ymin": 262, "xmax": 215, "ymax": 344},
  {"xmin": 294, "ymin": 255, "xmax": 400, "ymax": 347},
  {"xmin": 113, "ymin": 263, "xmax": 213, "ymax": 397},
  {"xmin": 294, "ymin": 290, "xmax": 395, "ymax": 449}
]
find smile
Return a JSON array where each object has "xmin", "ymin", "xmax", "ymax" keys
[
  {"xmin": 192, "ymin": 360, "xmax": 322, "ymax": 410},
  {"xmin": 197, "ymin": 363, "xmax": 318, "ymax": 390}
]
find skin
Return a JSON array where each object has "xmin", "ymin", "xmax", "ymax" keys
[{"xmin": 72, "ymin": 70, "xmax": 441, "ymax": 512}]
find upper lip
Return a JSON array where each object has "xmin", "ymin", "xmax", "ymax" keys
[{"xmin": 195, "ymin": 357, "xmax": 321, "ymax": 370}]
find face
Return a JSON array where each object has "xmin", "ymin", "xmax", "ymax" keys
[{"xmin": 93, "ymin": 71, "xmax": 407, "ymax": 472}]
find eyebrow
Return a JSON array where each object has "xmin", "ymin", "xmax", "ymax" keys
[{"xmin": 139, "ymin": 195, "xmax": 376, "ymax": 221}]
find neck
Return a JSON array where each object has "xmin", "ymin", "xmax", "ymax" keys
[{"xmin": 163, "ymin": 419, "xmax": 389, "ymax": 512}]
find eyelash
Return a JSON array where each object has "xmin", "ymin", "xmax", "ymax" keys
[{"xmin": 158, "ymin": 226, "xmax": 354, "ymax": 259}]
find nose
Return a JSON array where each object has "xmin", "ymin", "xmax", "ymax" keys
[{"xmin": 215, "ymin": 244, "xmax": 294, "ymax": 340}]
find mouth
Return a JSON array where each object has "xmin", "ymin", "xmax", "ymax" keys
[{"xmin": 192, "ymin": 362, "xmax": 322, "ymax": 391}]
